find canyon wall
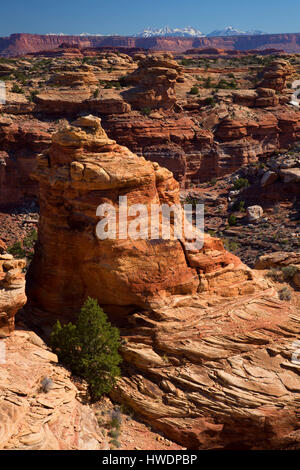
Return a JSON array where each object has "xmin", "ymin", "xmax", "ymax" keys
[
  {"xmin": 24, "ymin": 115, "xmax": 300, "ymax": 449},
  {"xmin": 2, "ymin": 33, "xmax": 300, "ymax": 56}
]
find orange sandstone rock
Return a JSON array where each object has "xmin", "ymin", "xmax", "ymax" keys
[
  {"xmin": 0, "ymin": 253, "xmax": 26, "ymax": 337},
  {"xmin": 25, "ymin": 115, "xmax": 300, "ymax": 449},
  {"xmin": 26, "ymin": 115, "xmax": 253, "ymax": 323}
]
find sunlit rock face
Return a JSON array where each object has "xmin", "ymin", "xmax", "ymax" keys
[
  {"xmin": 25, "ymin": 115, "xmax": 300, "ymax": 450},
  {"xmin": 0, "ymin": 251, "xmax": 26, "ymax": 337},
  {"xmin": 122, "ymin": 54, "xmax": 181, "ymax": 110},
  {"xmin": 26, "ymin": 114, "xmax": 252, "ymax": 324}
]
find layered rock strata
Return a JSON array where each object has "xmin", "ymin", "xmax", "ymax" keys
[
  {"xmin": 27, "ymin": 115, "xmax": 249, "ymax": 322},
  {"xmin": 0, "ymin": 329, "xmax": 104, "ymax": 449},
  {"xmin": 26, "ymin": 115, "xmax": 300, "ymax": 449},
  {"xmin": 122, "ymin": 54, "xmax": 181, "ymax": 110},
  {"xmin": 0, "ymin": 252, "xmax": 26, "ymax": 337}
]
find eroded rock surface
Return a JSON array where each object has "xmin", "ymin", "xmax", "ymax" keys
[
  {"xmin": 112, "ymin": 291, "xmax": 300, "ymax": 449},
  {"xmin": 122, "ymin": 54, "xmax": 181, "ymax": 110},
  {"xmin": 26, "ymin": 115, "xmax": 249, "ymax": 323},
  {"xmin": 0, "ymin": 253, "xmax": 26, "ymax": 337},
  {"xmin": 258, "ymin": 59, "xmax": 295, "ymax": 92},
  {"xmin": 25, "ymin": 115, "xmax": 300, "ymax": 449},
  {"xmin": 0, "ymin": 329, "xmax": 103, "ymax": 449}
]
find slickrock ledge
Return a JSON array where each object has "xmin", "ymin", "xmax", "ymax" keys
[
  {"xmin": 0, "ymin": 329, "xmax": 103, "ymax": 450},
  {"xmin": 112, "ymin": 290, "xmax": 300, "ymax": 449},
  {"xmin": 25, "ymin": 115, "xmax": 300, "ymax": 449}
]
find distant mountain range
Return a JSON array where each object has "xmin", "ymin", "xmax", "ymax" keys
[
  {"xmin": 206, "ymin": 26, "xmax": 265, "ymax": 37},
  {"xmin": 45, "ymin": 26, "xmax": 265, "ymax": 39},
  {"xmin": 2, "ymin": 32, "xmax": 300, "ymax": 56},
  {"xmin": 134, "ymin": 26, "xmax": 265, "ymax": 38},
  {"xmin": 133, "ymin": 26, "xmax": 205, "ymax": 38}
]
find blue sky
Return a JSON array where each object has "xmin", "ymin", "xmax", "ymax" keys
[{"xmin": 0, "ymin": 0, "xmax": 299, "ymax": 36}]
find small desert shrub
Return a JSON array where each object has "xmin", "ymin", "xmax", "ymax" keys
[
  {"xmin": 231, "ymin": 200, "xmax": 246, "ymax": 212},
  {"xmin": 232, "ymin": 178, "xmax": 249, "ymax": 191},
  {"xmin": 93, "ymin": 88, "xmax": 99, "ymax": 98},
  {"xmin": 7, "ymin": 229, "xmax": 37, "ymax": 260},
  {"xmin": 141, "ymin": 107, "xmax": 151, "ymax": 116},
  {"xmin": 282, "ymin": 265, "xmax": 298, "ymax": 281},
  {"xmin": 109, "ymin": 407, "xmax": 122, "ymax": 429},
  {"xmin": 51, "ymin": 298, "xmax": 122, "ymax": 399},
  {"xmin": 222, "ymin": 238, "xmax": 240, "ymax": 253},
  {"xmin": 216, "ymin": 79, "xmax": 238, "ymax": 89},
  {"xmin": 40, "ymin": 377, "xmax": 54, "ymax": 393},
  {"xmin": 189, "ymin": 86, "xmax": 199, "ymax": 95},
  {"xmin": 278, "ymin": 287, "xmax": 292, "ymax": 301},
  {"xmin": 107, "ymin": 407, "xmax": 122, "ymax": 448},
  {"xmin": 114, "ymin": 81, "xmax": 121, "ymax": 90},
  {"xmin": 205, "ymin": 96, "xmax": 216, "ymax": 106},
  {"xmin": 267, "ymin": 267, "xmax": 283, "ymax": 282},
  {"xmin": 11, "ymin": 83, "xmax": 24, "ymax": 94},
  {"xmin": 110, "ymin": 438, "xmax": 121, "ymax": 449},
  {"xmin": 7, "ymin": 241, "xmax": 25, "ymax": 258},
  {"xmin": 29, "ymin": 90, "xmax": 38, "ymax": 102},
  {"xmin": 228, "ymin": 214, "xmax": 237, "ymax": 226},
  {"xmin": 204, "ymin": 77, "xmax": 213, "ymax": 88}
]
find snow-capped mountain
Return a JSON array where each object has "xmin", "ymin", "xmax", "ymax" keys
[
  {"xmin": 134, "ymin": 26, "xmax": 204, "ymax": 38},
  {"xmin": 45, "ymin": 27, "xmax": 266, "ymax": 39},
  {"xmin": 207, "ymin": 26, "xmax": 265, "ymax": 37},
  {"xmin": 46, "ymin": 32, "xmax": 106, "ymax": 36}
]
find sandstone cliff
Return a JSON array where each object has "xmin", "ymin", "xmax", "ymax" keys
[
  {"xmin": 2, "ymin": 33, "xmax": 300, "ymax": 56},
  {"xmin": 25, "ymin": 115, "xmax": 300, "ymax": 449}
]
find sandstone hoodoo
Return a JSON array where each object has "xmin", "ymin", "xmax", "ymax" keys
[
  {"xmin": 26, "ymin": 114, "xmax": 245, "ymax": 322},
  {"xmin": 122, "ymin": 54, "xmax": 182, "ymax": 110},
  {"xmin": 0, "ymin": 251, "xmax": 26, "ymax": 337},
  {"xmin": 258, "ymin": 59, "xmax": 295, "ymax": 92},
  {"xmin": 25, "ymin": 115, "xmax": 300, "ymax": 449}
]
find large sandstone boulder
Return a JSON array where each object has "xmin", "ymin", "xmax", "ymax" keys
[
  {"xmin": 256, "ymin": 251, "xmax": 300, "ymax": 288},
  {"xmin": 122, "ymin": 54, "xmax": 180, "ymax": 110},
  {"xmin": 35, "ymin": 89, "xmax": 131, "ymax": 116},
  {"xmin": 280, "ymin": 168, "xmax": 300, "ymax": 183},
  {"xmin": 258, "ymin": 59, "xmax": 295, "ymax": 92},
  {"xmin": 49, "ymin": 70, "xmax": 98, "ymax": 87},
  {"xmin": 0, "ymin": 253, "xmax": 26, "ymax": 337},
  {"xmin": 255, "ymin": 251, "xmax": 300, "ymax": 269},
  {"xmin": 246, "ymin": 205, "xmax": 263, "ymax": 222},
  {"xmin": 0, "ymin": 118, "xmax": 52, "ymax": 206}
]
